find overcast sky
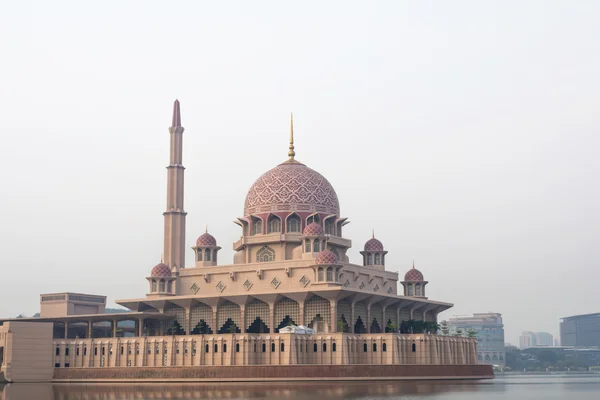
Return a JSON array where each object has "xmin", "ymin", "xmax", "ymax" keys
[{"xmin": 1, "ymin": 1, "xmax": 598, "ymax": 345}]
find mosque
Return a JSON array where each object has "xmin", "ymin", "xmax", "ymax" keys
[{"xmin": 0, "ymin": 101, "xmax": 491, "ymax": 383}]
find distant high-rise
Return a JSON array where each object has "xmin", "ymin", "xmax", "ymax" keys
[
  {"xmin": 560, "ymin": 313, "xmax": 600, "ymax": 347},
  {"xmin": 448, "ymin": 313, "xmax": 505, "ymax": 366},
  {"xmin": 519, "ymin": 331, "xmax": 554, "ymax": 349}
]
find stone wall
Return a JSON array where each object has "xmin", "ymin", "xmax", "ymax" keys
[
  {"xmin": 54, "ymin": 364, "xmax": 493, "ymax": 381},
  {"xmin": 52, "ymin": 333, "xmax": 478, "ymax": 368}
]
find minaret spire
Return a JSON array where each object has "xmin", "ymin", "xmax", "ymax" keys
[
  {"xmin": 163, "ymin": 99, "xmax": 187, "ymax": 271},
  {"xmin": 172, "ymin": 99, "xmax": 181, "ymax": 127},
  {"xmin": 288, "ymin": 113, "xmax": 295, "ymax": 160}
]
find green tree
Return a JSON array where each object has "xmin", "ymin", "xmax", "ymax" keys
[
  {"xmin": 466, "ymin": 329, "xmax": 477, "ymax": 338},
  {"xmin": 385, "ymin": 321, "xmax": 397, "ymax": 333},
  {"xmin": 455, "ymin": 328, "xmax": 463, "ymax": 337},
  {"xmin": 440, "ymin": 320, "xmax": 450, "ymax": 335}
]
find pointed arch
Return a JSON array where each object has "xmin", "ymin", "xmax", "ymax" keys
[
  {"xmin": 354, "ymin": 316, "xmax": 366, "ymax": 334},
  {"xmin": 286, "ymin": 213, "xmax": 301, "ymax": 233},
  {"xmin": 245, "ymin": 298, "xmax": 270, "ymax": 333},
  {"xmin": 217, "ymin": 300, "xmax": 241, "ymax": 333},
  {"xmin": 274, "ymin": 298, "xmax": 300, "ymax": 332},
  {"xmin": 323, "ymin": 215, "xmax": 336, "ymax": 235},
  {"xmin": 251, "ymin": 216, "xmax": 263, "ymax": 236},
  {"xmin": 305, "ymin": 295, "xmax": 330, "ymax": 332},
  {"xmin": 267, "ymin": 214, "xmax": 282, "ymax": 234},
  {"xmin": 190, "ymin": 302, "xmax": 213, "ymax": 334},
  {"xmin": 306, "ymin": 213, "xmax": 320, "ymax": 225}
]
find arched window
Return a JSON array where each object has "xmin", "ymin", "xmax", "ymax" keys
[
  {"xmin": 412, "ymin": 343, "xmax": 416, "ymax": 352},
  {"xmin": 94, "ymin": 347, "xmax": 98, "ymax": 356},
  {"xmin": 213, "ymin": 250, "xmax": 218, "ymax": 263},
  {"xmin": 382, "ymin": 343, "xmax": 387, "ymax": 352},
  {"xmin": 197, "ymin": 250, "xmax": 202, "ymax": 261},
  {"xmin": 305, "ymin": 241, "xmax": 311, "ymax": 252},
  {"xmin": 334, "ymin": 268, "xmax": 339, "ymax": 282},
  {"xmin": 314, "ymin": 343, "xmax": 318, "ymax": 352},
  {"xmin": 318, "ymin": 267, "xmax": 324, "ymax": 281},
  {"xmin": 214, "ymin": 344, "xmax": 218, "ymax": 353},
  {"xmin": 415, "ymin": 284, "xmax": 421, "ymax": 296},
  {"xmin": 257, "ymin": 246, "xmax": 275, "ymax": 262},
  {"xmin": 262, "ymin": 343, "xmax": 266, "ymax": 352},
  {"xmin": 56, "ymin": 347, "xmax": 60, "ymax": 356},
  {"xmin": 84, "ymin": 347, "xmax": 87, "ymax": 356},
  {"xmin": 159, "ymin": 280, "xmax": 166, "ymax": 292},
  {"xmin": 205, "ymin": 344, "xmax": 209, "ymax": 353},
  {"xmin": 407, "ymin": 284, "xmax": 413, "ymax": 296},
  {"xmin": 323, "ymin": 343, "xmax": 327, "ymax": 352},
  {"xmin": 205, "ymin": 248, "xmax": 211, "ymax": 261},
  {"xmin": 252, "ymin": 219, "xmax": 263, "ymax": 235},
  {"xmin": 287, "ymin": 215, "xmax": 300, "ymax": 233},
  {"xmin": 167, "ymin": 281, "xmax": 173, "ymax": 293},
  {"xmin": 280, "ymin": 343, "xmax": 285, "ymax": 352},
  {"xmin": 268, "ymin": 216, "xmax": 281, "ymax": 233},
  {"xmin": 367, "ymin": 254, "xmax": 373, "ymax": 265},
  {"xmin": 326, "ymin": 267, "xmax": 333, "ymax": 281},
  {"xmin": 372, "ymin": 343, "xmax": 377, "ymax": 352},
  {"xmin": 223, "ymin": 344, "xmax": 227, "ymax": 353},
  {"xmin": 76, "ymin": 347, "xmax": 80, "ymax": 356},
  {"xmin": 152, "ymin": 280, "xmax": 157, "ymax": 292},
  {"xmin": 313, "ymin": 240, "xmax": 320, "ymax": 252},
  {"xmin": 307, "ymin": 214, "xmax": 320, "ymax": 225},
  {"xmin": 363, "ymin": 343, "xmax": 368, "ymax": 352},
  {"xmin": 324, "ymin": 219, "xmax": 335, "ymax": 235},
  {"xmin": 271, "ymin": 343, "xmax": 275, "ymax": 352},
  {"xmin": 374, "ymin": 253, "xmax": 380, "ymax": 264},
  {"xmin": 235, "ymin": 343, "xmax": 240, "ymax": 352},
  {"xmin": 332, "ymin": 342, "xmax": 337, "ymax": 352}
]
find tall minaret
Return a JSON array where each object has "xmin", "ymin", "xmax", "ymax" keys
[{"xmin": 163, "ymin": 99, "xmax": 187, "ymax": 270}]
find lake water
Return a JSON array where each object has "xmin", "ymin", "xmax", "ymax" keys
[{"xmin": 1, "ymin": 375, "xmax": 600, "ymax": 399}]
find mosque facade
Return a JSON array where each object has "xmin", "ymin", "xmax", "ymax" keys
[{"xmin": 0, "ymin": 101, "xmax": 492, "ymax": 383}]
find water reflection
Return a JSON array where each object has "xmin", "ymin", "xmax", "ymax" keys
[{"xmin": 1, "ymin": 381, "xmax": 487, "ymax": 400}]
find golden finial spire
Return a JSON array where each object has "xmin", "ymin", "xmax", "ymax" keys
[
  {"xmin": 372, "ymin": 229, "xmax": 375, "ymax": 239},
  {"xmin": 205, "ymin": 224, "xmax": 208, "ymax": 234},
  {"xmin": 161, "ymin": 253, "xmax": 163, "ymax": 263},
  {"xmin": 413, "ymin": 260, "xmax": 415, "ymax": 269},
  {"xmin": 288, "ymin": 112, "xmax": 295, "ymax": 160}
]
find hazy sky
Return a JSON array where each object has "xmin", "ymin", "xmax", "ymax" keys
[{"xmin": 1, "ymin": 1, "xmax": 598, "ymax": 345}]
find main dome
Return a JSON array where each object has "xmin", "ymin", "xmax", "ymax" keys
[{"xmin": 244, "ymin": 159, "xmax": 340, "ymax": 216}]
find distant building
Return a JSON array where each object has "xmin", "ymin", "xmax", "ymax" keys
[
  {"xmin": 553, "ymin": 338, "xmax": 560, "ymax": 347},
  {"xmin": 560, "ymin": 313, "xmax": 600, "ymax": 347},
  {"xmin": 448, "ymin": 313, "xmax": 505, "ymax": 366},
  {"xmin": 519, "ymin": 331, "xmax": 554, "ymax": 349}
]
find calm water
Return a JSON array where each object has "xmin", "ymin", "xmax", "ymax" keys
[{"xmin": 2, "ymin": 375, "xmax": 600, "ymax": 400}]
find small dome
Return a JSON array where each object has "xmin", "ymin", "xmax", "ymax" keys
[
  {"xmin": 315, "ymin": 249, "xmax": 338, "ymax": 265},
  {"xmin": 196, "ymin": 232, "xmax": 217, "ymax": 247},
  {"xmin": 404, "ymin": 267, "xmax": 424, "ymax": 281},
  {"xmin": 151, "ymin": 263, "xmax": 171, "ymax": 277},
  {"xmin": 303, "ymin": 222, "xmax": 324, "ymax": 236},
  {"xmin": 364, "ymin": 237, "xmax": 384, "ymax": 251}
]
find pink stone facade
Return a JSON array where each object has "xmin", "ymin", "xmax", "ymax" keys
[{"xmin": 0, "ymin": 102, "xmax": 487, "ymax": 383}]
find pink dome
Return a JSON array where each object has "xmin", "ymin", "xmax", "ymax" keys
[
  {"xmin": 244, "ymin": 160, "xmax": 340, "ymax": 216},
  {"xmin": 404, "ymin": 267, "xmax": 424, "ymax": 281},
  {"xmin": 315, "ymin": 249, "xmax": 338, "ymax": 265},
  {"xmin": 151, "ymin": 263, "xmax": 171, "ymax": 277},
  {"xmin": 196, "ymin": 232, "xmax": 217, "ymax": 247},
  {"xmin": 364, "ymin": 237, "xmax": 384, "ymax": 251},
  {"xmin": 303, "ymin": 222, "xmax": 324, "ymax": 236}
]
